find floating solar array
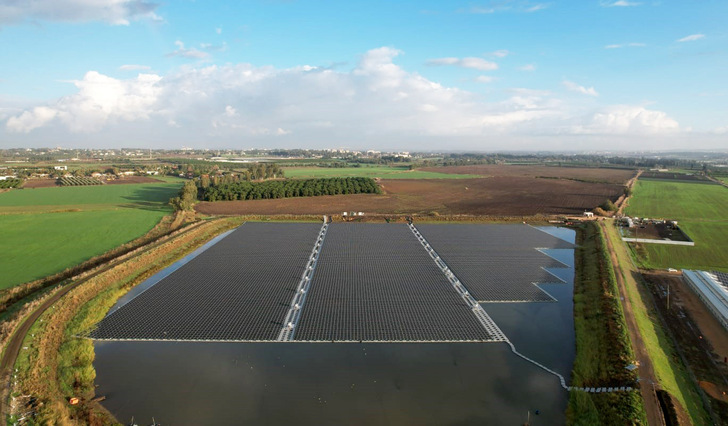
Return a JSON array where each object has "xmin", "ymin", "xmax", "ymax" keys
[
  {"xmin": 90, "ymin": 222, "xmax": 322, "ymax": 341},
  {"xmin": 416, "ymin": 224, "xmax": 575, "ymax": 302},
  {"xmin": 90, "ymin": 222, "xmax": 574, "ymax": 343},
  {"xmin": 293, "ymin": 224, "xmax": 498, "ymax": 342}
]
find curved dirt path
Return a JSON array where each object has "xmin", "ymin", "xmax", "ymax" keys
[
  {"xmin": 617, "ymin": 169, "xmax": 643, "ymax": 216},
  {"xmin": 0, "ymin": 220, "xmax": 207, "ymax": 419},
  {"xmin": 599, "ymin": 220, "xmax": 665, "ymax": 426}
]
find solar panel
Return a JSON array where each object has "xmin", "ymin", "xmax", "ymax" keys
[
  {"xmin": 416, "ymin": 224, "xmax": 572, "ymax": 302},
  {"xmin": 90, "ymin": 222, "xmax": 322, "ymax": 341},
  {"xmin": 293, "ymin": 223, "xmax": 496, "ymax": 341}
]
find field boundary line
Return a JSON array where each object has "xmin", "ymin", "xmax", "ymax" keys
[{"xmin": 277, "ymin": 221, "xmax": 329, "ymax": 341}]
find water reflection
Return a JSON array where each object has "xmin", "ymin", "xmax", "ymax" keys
[{"xmin": 94, "ymin": 227, "xmax": 576, "ymax": 425}]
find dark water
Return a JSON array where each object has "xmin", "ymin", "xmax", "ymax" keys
[
  {"xmin": 95, "ymin": 342, "xmax": 567, "ymax": 425},
  {"xmin": 94, "ymin": 227, "xmax": 576, "ymax": 425}
]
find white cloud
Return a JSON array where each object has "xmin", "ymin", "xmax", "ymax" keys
[
  {"xmin": 6, "ymin": 107, "xmax": 57, "ymax": 133},
  {"xmin": 476, "ymin": 76, "xmax": 495, "ymax": 83},
  {"xmin": 462, "ymin": 1, "xmax": 551, "ymax": 14},
  {"xmin": 216, "ymin": 27, "xmax": 222, "ymax": 35},
  {"xmin": 0, "ymin": 0, "xmax": 161, "ymax": 26},
  {"xmin": 601, "ymin": 1, "xmax": 641, "ymax": 7},
  {"xmin": 563, "ymin": 80, "xmax": 599, "ymax": 97},
  {"xmin": 490, "ymin": 50, "xmax": 510, "ymax": 58},
  {"xmin": 6, "ymin": 71, "xmax": 162, "ymax": 133},
  {"xmin": 120, "ymin": 64, "xmax": 151, "ymax": 71},
  {"xmin": 4, "ymin": 47, "xmax": 694, "ymax": 150},
  {"xmin": 526, "ymin": 4, "xmax": 549, "ymax": 12},
  {"xmin": 571, "ymin": 106, "xmax": 679, "ymax": 135},
  {"xmin": 427, "ymin": 57, "xmax": 498, "ymax": 71},
  {"xmin": 518, "ymin": 64, "xmax": 536, "ymax": 71},
  {"xmin": 604, "ymin": 42, "xmax": 646, "ymax": 49},
  {"xmin": 677, "ymin": 34, "xmax": 705, "ymax": 43},
  {"xmin": 167, "ymin": 41, "xmax": 210, "ymax": 60}
]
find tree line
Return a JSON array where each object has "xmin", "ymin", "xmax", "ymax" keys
[{"xmin": 202, "ymin": 177, "xmax": 380, "ymax": 202}]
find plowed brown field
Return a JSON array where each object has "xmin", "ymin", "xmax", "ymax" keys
[
  {"xmin": 196, "ymin": 176, "xmax": 625, "ymax": 216},
  {"xmin": 422, "ymin": 164, "xmax": 635, "ymax": 184}
]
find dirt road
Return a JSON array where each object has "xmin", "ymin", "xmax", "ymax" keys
[
  {"xmin": 0, "ymin": 220, "xmax": 207, "ymax": 419},
  {"xmin": 617, "ymin": 169, "xmax": 643, "ymax": 216},
  {"xmin": 599, "ymin": 220, "xmax": 665, "ymax": 426}
]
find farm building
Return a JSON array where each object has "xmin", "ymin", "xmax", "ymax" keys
[{"xmin": 682, "ymin": 270, "xmax": 728, "ymax": 331}]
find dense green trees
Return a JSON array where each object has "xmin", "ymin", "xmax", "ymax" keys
[
  {"xmin": 170, "ymin": 180, "xmax": 200, "ymax": 210},
  {"xmin": 202, "ymin": 177, "xmax": 380, "ymax": 202}
]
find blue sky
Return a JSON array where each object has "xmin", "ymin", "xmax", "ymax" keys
[{"xmin": 0, "ymin": 0, "xmax": 726, "ymax": 151}]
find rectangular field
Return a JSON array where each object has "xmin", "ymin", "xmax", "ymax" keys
[
  {"xmin": 90, "ymin": 222, "xmax": 322, "ymax": 341},
  {"xmin": 417, "ymin": 224, "xmax": 574, "ymax": 302},
  {"xmin": 282, "ymin": 166, "xmax": 479, "ymax": 180},
  {"xmin": 293, "ymin": 224, "xmax": 495, "ymax": 341},
  {"xmin": 0, "ymin": 181, "xmax": 182, "ymax": 288},
  {"xmin": 625, "ymin": 179, "xmax": 728, "ymax": 271}
]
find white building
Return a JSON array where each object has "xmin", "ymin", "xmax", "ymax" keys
[{"xmin": 682, "ymin": 270, "xmax": 728, "ymax": 331}]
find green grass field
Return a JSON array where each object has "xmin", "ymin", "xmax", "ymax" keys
[
  {"xmin": 625, "ymin": 179, "xmax": 728, "ymax": 271},
  {"xmin": 282, "ymin": 166, "xmax": 479, "ymax": 179},
  {"xmin": 0, "ymin": 182, "xmax": 182, "ymax": 289}
]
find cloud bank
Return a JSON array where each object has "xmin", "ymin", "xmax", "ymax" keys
[
  {"xmin": 0, "ymin": 0, "xmax": 160, "ymax": 25},
  {"xmin": 4, "ymin": 47, "xmax": 687, "ymax": 150}
]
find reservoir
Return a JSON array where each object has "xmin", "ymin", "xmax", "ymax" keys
[{"xmin": 93, "ymin": 225, "xmax": 576, "ymax": 425}]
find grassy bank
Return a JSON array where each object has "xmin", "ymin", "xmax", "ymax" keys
[
  {"xmin": 566, "ymin": 222, "xmax": 646, "ymax": 424},
  {"xmin": 602, "ymin": 221, "xmax": 711, "ymax": 425},
  {"xmin": 10, "ymin": 217, "xmax": 244, "ymax": 424}
]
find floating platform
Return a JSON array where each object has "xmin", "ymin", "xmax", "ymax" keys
[
  {"xmin": 89, "ymin": 222, "xmax": 321, "ymax": 341},
  {"xmin": 90, "ymin": 222, "xmax": 573, "ymax": 343},
  {"xmin": 416, "ymin": 224, "xmax": 574, "ymax": 302}
]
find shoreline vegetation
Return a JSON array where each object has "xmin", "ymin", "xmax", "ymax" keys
[
  {"xmin": 9, "ymin": 217, "xmax": 244, "ymax": 423},
  {"xmin": 566, "ymin": 222, "xmax": 647, "ymax": 424}
]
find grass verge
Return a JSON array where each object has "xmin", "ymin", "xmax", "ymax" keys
[
  {"xmin": 566, "ymin": 222, "xmax": 646, "ymax": 425},
  {"xmin": 603, "ymin": 221, "xmax": 712, "ymax": 425},
  {"xmin": 9, "ymin": 217, "xmax": 244, "ymax": 424}
]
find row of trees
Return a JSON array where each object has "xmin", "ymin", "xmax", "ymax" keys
[
  {"xmin": 0, "ymin": 178, "xmax": 22, "ymax": 189},
  {"xmin": 170, "ymin": 180, "xmax": 199, "ymax": 211},
  {"xmin": 202, "ymin": 177, "xmax": 380, "ymax": 202}
]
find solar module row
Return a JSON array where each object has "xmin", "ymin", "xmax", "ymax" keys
[
  {"xmin": 416, "ymin": 224, "xmax": 573, "ymax": 302},
  {"xmin": 90, "ymin": 222, "xmax": 322, "ymax": 341},
  {"xmin": 293, "ymin": 224, "xmax": 496, "ymax": 342}
]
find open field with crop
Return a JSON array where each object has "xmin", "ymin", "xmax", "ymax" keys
[
  {"xmin": 421, "ymin": 164, "xmax": 636, "ymax": 184},
  {"xmin": 0, "ymin": 182, "xmax": 182, "ymax": 288},
  {"xmin": 282, "ymin": 166, "xmax": 480, "ymax": 179},
  {"xmin": 625, "ymin": 179, "xmax": 728, "ymax": 271},
  {"xmin": 197, "ymin": 176, "xmax": 625, "ymax": 216}
]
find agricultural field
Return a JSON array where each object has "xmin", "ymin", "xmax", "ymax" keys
[
  {"xmin": 0, "ymin": 179, "xmax": 23, "ymax": 189},
  {"xmin": 639, "ymin": 171, "xmax": 710, "ymax": 182},
  {"xmin": 0, "ymin": 182, "xmax": 182, "ymax": 288},
  {"xmin": 282, "ymin": 165, "xmax": 480, "ymax": 180},
  {"xmin": 197, "ymin": 176, "xmax": 625, "ymax": 216},
  {"xmin": 420, "ymin": 164, "xmax": 636, "ymax": 184},
  {"xmin": 625, "ymin": 179, "xmax": 728, "ymax": 271},
  {"xmin": 59, "ymin": 176, "xmax": 103, "ymax": 186}
]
